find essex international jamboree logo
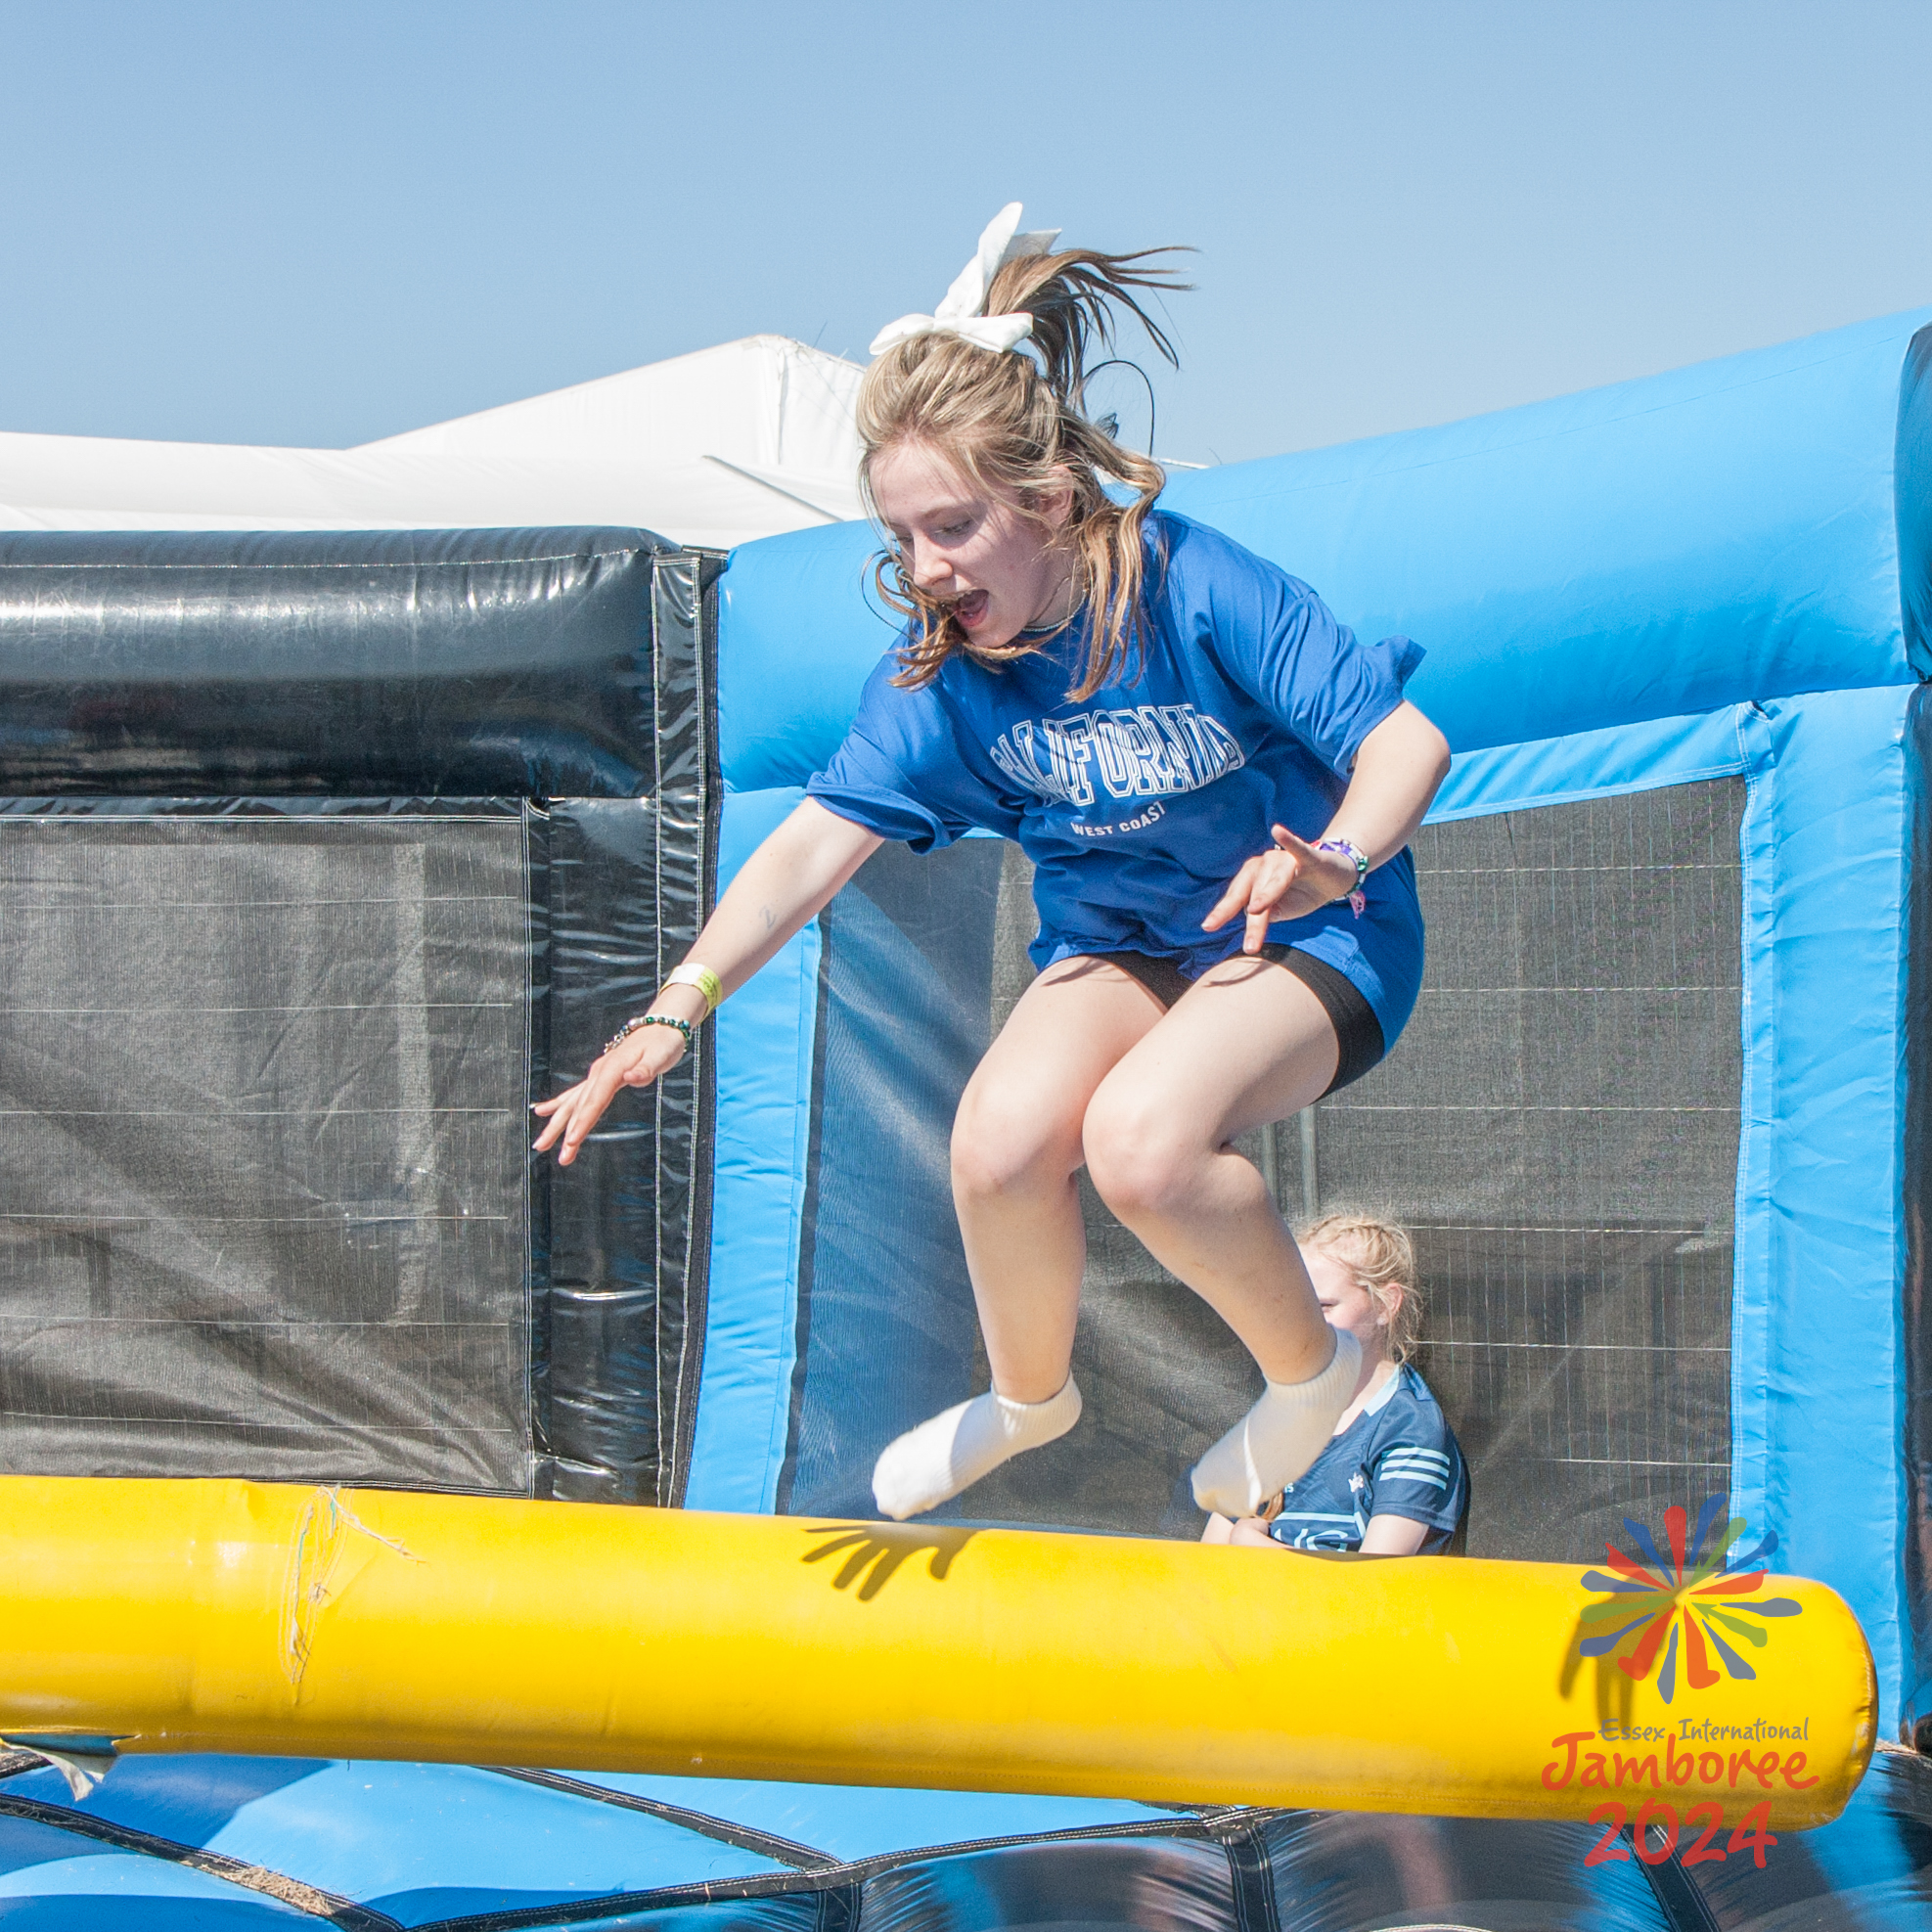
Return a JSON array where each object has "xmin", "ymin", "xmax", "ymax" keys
[
  {"xmin": 1542, "ymin": 1500, "xmax": 1814, "ymax": 1871},
  {"xmin": 1579, "ymin": 1499, "xmax": 1802, "ymax": 1698}
]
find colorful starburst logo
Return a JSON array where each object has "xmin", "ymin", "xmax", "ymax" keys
[{"xmin": 1578, "ymin": 1499, "xmax": 1802, "ymax": 1702}]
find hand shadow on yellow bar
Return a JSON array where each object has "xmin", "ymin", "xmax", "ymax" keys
[{"xmin": 800, "ymin": 1523, "xmax": 978, "ymax": 1601}]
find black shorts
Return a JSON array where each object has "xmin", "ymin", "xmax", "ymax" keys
[{"xmin": 1090, "ymin": 945, "xmax": 1386, "ymax": 1097}]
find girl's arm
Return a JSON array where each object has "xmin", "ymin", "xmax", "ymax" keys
[
  {"xmin": 1206, "ymin": 1514, "xmax": 1284, "ymax": 1549},
  {"xmin": 1203, "ymin": 699, "xmax": 1452, "ymax": 952},
  {"xmin": 1358, "ymin": 1513, "xmax": 1433, "ymax": 1556},
  {"xmin": 532, "ymin": 799, "xmax": 882, "ymax": 1165},
  {"xmin": 1204, "ymin": 1511, "xmax": 1432, "ymax": 1554}
]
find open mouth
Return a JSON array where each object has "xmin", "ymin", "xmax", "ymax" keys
[{"xmin": 952, "ymin": 588, "xmax": 989, "ymax": 630}]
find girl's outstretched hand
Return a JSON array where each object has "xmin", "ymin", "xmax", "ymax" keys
[
  {"xmin": 527, "ymin": 801, "xmax": 884, "ymax": 1170},
  {"xmin": 1203, "ymin": 825, "xmax": 1359, "ymax": 952},
  {"xmin": 531, "ymin": 1023, "xmax": 688, "ymax": 1168}
]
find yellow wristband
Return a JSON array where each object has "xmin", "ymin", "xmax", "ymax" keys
[{"xmin": 665, "ymin": 962, "xmax": 723, "ymax": 1014}]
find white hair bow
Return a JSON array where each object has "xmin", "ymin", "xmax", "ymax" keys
[{"xmin": 869, "ymin": 202, "xmax": 1061, "ymax": 358}]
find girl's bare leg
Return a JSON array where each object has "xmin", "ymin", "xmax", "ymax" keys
[
  {"xmin": 951, "ymin": 958, "xmax": 1165, "ymax": 1401},
  {"xmin": 870, "ymin": 958, "xmax": 1160, "ymax": 1518},
  {"xmin": 875, "ymin": 948, "xmax": 1366, "ymax": 1520},
  {"xmin": 1081, "ymin": 954, "xmax": 1362, "ymax": 1513},
  {"xmin": 1081, "ymin": 954, "xmax": 1340, "ymax": 1380}
]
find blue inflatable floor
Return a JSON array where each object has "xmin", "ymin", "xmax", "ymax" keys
[{"xmin": 2, "ymin": 1744, "xmax": 1930, "ymax": 1928}]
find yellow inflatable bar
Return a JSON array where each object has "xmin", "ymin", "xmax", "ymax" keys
[{"xmin": 0, "ymin": 1476, "xmax": 1874, "ymax": 1827}]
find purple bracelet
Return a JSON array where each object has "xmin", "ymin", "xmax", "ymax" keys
[{"xmin": 1315, "ymin": 837, "xmax": 1369, "ymax": 919}]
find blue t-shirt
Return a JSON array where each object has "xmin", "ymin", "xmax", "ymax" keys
[
  {"xmin": 1267, "ymin": 1364, "xmax": 1468, "ymax": 1554},
  {"xmin": 806, "ymin": 511, "xmax": 1426, "ymax": 1042}
]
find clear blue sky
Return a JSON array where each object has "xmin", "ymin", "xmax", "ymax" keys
[{"xmin": 5, "ymin": 1, "xmax": 1929, "ymax": 466}]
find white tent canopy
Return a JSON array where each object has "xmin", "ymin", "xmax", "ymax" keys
[{"xmin": 0, "ymin": 336, "xmax": 867, "ymax": 550}]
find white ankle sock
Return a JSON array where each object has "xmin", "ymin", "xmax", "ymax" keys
[
  {"xmin": 872, "ymin": 1377, "xmax": 1083, "ymax": 1521},
  {"xmin": 1190, "ymin": 1329, "xmax": 1362, "ymax": 1517}
]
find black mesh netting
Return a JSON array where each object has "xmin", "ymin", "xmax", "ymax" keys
[
  {"xmin": 1319, "ymin": 784, "xmax": 1742, "ymax": 1560},
  {"xmin": 786, "ymin": 783, "xmax": 1740, "ymax": 1561},
  {"xmin": 0, "ymin": 806, "xmax": 533, "ymax": 1493}
]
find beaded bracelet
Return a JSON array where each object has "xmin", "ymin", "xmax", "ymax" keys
[
  {"xmin": 606, "ymin": 1012, "xmax": 694, "ymax": 1056},
  {"xmin": 1314, "ymin": 837, "xmax": 1370, "ymax": 919}
]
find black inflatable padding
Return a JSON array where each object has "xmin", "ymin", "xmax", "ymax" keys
[
  {"xmin": 0, "ymin": 529, "xmax": 722, "ymax": 1507},
  {"xmin": 0, "ymin": 528, "xmax": 678, "ymax": 797}
]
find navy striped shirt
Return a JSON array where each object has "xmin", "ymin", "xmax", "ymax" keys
[{"xmin": 1268, "ymin": 1364, "xmax": 1468, "ymax": 1553}]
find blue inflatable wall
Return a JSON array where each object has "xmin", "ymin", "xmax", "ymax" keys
[{"xmin": 698, "ymin": 305, "xmax": 1932, "ymax": 1734}]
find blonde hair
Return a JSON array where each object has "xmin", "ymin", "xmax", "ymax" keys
[
  {"xmin": 1298, "ymin": 1211, "xmax": 1426, "ymax": 1365},
  {"xmin": 857, "ymin": 243, "xmax": 1191, "ymax": 702}
]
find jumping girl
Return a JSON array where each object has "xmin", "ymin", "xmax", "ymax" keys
[{"xmin": 533, "ymin": 205, "xmax": 1451, "ymax": 1525}]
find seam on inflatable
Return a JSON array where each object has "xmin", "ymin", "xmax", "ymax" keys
[
  {"xmin": 524, "ymin": 803, "xmax": 552, "ymax": 1497},
  {"xmin": 1217, "ymin": 1811, "xmax": 1283, "ymax": 1932},
  {"xmin": 1901, "ymin": 687, "xmax": 1932, "ymax": 1722},
  {"xmin": 773, "ymin": 900, "xmax": 837, "ymax": 1516},
  {"xmin": 0, "ymin": 1790, "xmax": 399, "ymax": 1929},
  {"xmin": 405, "ymin": 1810, "xmax": 1266, "ymax": 1931},
  {"xmin": 1728, "ymin": 704, "xmax": 1775, "ymax": 1557},
  {"xmin": 764, "ymin": 918, "xmax": 824, "ymax": 1510},
  {"xmin": 482, "ymin": 1767, "xmax": 838, "ymax": 1869},
  {"xmin": 664, "ymin": 551, "xmax": 727, "ymax": 1507},
  {"xmin": 1892, "ymin": 695, "xmax": 1920, "ymax": 1731},
  {"xmin": 1630, "ymin": 1826, "xmax": 1725, "ymax": 1930}
]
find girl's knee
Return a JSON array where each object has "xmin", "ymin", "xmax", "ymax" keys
[
  {"xmin": 1082, "ymin": 1087, "xmax": 1201, "ymax": 1222},
  {"xmin": 952, "ymin": 1084, "xmax": 1082, "ymax": 1202}
]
